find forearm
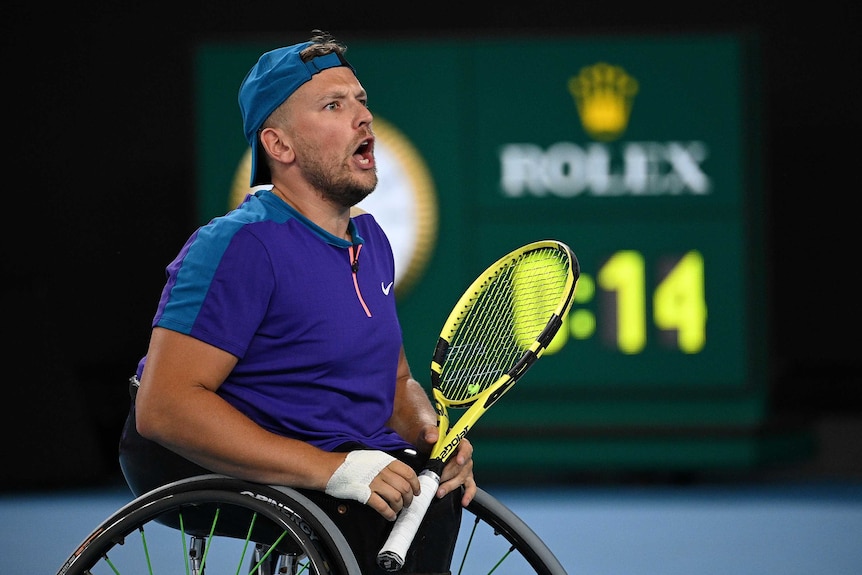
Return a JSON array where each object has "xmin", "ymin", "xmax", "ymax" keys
[
  {"xmin": 136, "ymin": 382, "xmax": 342, "ymax": 489},
  {"xmin": 387, "ymin": 348, "xmax": 438, "ymax": 451},
  {"xmin": 137, "ymin": 386, "xmax": 340, "ymax": 489}
]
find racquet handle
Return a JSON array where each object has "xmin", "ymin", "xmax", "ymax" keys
[{"xmin": 376, "ymin": 469, "xmax": 441, "ymax": 571}]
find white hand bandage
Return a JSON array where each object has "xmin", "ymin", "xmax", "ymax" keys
[{"xmin": 325, "ymin": 450, "xmax": 397, "ymax": 504}]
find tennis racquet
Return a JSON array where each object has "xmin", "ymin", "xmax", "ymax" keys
[{"xmin": 377, "ymin": 239, "xmax": 579, "ymax": 571}]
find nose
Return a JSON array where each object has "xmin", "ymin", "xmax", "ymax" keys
[{"xmin": 355, "ymin": 101, "xmax": 373, "ymax": 128}]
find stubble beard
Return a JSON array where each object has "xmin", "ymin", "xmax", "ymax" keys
[{"xmin": 303, "ymin": 154, "xmax": 378, "ymax": 208}]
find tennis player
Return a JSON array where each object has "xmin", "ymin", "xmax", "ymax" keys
[{"xmin": 119, "ymin": 29, "xmax": 475, "ymax": 575}]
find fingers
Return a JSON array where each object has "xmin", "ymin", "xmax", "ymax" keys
[
  {"xmin": 367, "ymin": 493, "xmax": 399, "ymax": 521},
  {"xmin": 363, "ymin": 440, "xmax": 478, "ymax": 521},
  {"xmin": 460, "ymin": 473, "xmax": 478, "ymax": 506},
  {"xmin": 436, "ymin": 438, "xmax": 476, "ymax": 503},
  {"xmin": 367, "ymin": 460, "xmax": 418, "ymax": 520},
  {"xmin": 412, "ymin": 423, "xmax": 439, "ymax": 457},
  {"xmin": 422, "ymin": 425, "xmax": 439, "ymax": 447}
]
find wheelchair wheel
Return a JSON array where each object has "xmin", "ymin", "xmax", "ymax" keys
[
  {"xmin": 56, "ymin": 474, "xmax": 360, "ymax": 575},
  {"xmin": 57, "ymin": 475, "xmax": 566, "ymax": 575},
  {"xmin": 460, "ymin": 487, "xmax": 567, "ymax": 575}
]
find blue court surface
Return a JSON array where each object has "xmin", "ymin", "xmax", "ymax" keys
[{"xmin": 3, "ymin": 478, "xmax": 862, "ymax": 574}]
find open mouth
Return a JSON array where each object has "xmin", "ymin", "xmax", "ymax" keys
[{"xmin": 354, "ymin": 137, "xmax": 375, "ymax": 167}]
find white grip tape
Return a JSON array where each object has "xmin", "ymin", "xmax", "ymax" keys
[
  {"xmin": 377, "ymin": 469, "xmax": 441, "ymax": 571},
  {"xmin": 324, "ymin": 450, "xmax": 396, "ymax": 504}
]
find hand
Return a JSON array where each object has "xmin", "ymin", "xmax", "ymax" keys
[
  {"xmin": 415, "ymin": 423, "xmax": 477, "ymax": 507},
  {"xmin": 325, "ymin": 451, "xmax": 421, "ymax": 521},
  {"xmin": 367, "ymin": 459, "xmax": 422, "ymax": 521},
  {"xmin": 438, "ymin": 437, "xmax": 476, "ymax": 507}
]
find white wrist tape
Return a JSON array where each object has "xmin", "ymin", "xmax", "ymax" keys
[{"xmin": 325, "ymin": 450, "xmax": 396, "ymax": 504}]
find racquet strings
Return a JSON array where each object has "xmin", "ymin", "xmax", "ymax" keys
[{"xmin": 438, "ymin": 246, "xmax": 571, "ymax": 404}]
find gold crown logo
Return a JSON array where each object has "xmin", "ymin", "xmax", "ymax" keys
[{"xmin": 568, "ymin": 63, "xmax": 639, "ymax": 142}]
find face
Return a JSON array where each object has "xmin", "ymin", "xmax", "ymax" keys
[{"xmin": 284, "ymin": 66, "xmax": 377, "ymax": 208}]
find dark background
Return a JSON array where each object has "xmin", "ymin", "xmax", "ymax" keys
[{"xmin": 3, "ymin": 1, "xmax": 859, "ymax": 490}]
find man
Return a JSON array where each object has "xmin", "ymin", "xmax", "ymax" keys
[{"xmin": 119, "ymin": 30, "xmax": 475, "ymax": 574}]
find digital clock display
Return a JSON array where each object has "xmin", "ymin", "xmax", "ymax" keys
[{"xmin": 571, "ymin": 249, "xmax": 708, "ymax": 355}]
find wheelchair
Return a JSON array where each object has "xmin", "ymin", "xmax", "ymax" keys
[{"xmin": 56, "ymin": 472, "xmax": 567, "ymax": 575}]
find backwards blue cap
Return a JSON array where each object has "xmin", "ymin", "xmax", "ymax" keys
[{"xmin": 238, "ymin": 42, "xmax": 354, "ymax": 186}]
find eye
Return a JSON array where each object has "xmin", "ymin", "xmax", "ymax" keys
[{"xmin": 325, "ymin": 102, "xmax": 340, "ymax": 111}]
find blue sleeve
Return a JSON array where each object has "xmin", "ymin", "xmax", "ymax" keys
[{"xmin": 154, "ymin": 221, "xmax": 275, "ymax": 359}]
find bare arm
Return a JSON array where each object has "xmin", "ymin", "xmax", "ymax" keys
[
  {"xmin": 135, "ymin": 327, "xmax": 418, "ymax": 519},
  {"xmin": 387, "ymin": 347, "xmax": 439, "ymax": 452}
]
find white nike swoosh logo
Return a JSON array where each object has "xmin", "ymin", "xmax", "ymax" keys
[{"xmin": 381, "ymin": 281, "xmax": 394, "ymax": 295}]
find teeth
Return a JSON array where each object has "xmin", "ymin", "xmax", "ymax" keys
[{"xmin": 355, "ymin": 139, "xmax": 372, "ymax": 165}]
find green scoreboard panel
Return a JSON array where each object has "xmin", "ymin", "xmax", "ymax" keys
[{"xmin": 197, "ymin": 33, "xmax": 796, "ymax": 475}]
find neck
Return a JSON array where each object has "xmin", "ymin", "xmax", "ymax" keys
[{"xmin": 270, "ymin": 185, "xmax": 351, "ymax": 240}]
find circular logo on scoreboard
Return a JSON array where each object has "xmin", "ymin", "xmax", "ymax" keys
[{"xmin": 229, "ymin": 117, "xmax": 438, "ymax": 298}]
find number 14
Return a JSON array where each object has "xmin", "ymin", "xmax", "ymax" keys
[{"xmin": 598, "ymin": 250, "xmax": 707, "ymax": 354}]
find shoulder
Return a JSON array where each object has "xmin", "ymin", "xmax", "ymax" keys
[
  {"xmin": 198, "ymin": 191, "xmax": 296, "ymax": 244},
  {"xmin": 349, "ymin": 207, "xmax": 382, "ymax": 235}
]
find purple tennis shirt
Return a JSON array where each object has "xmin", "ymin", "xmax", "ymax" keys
[{"xmin": 137, "ymin": 189, "xmax": 412, "ymax": 453}]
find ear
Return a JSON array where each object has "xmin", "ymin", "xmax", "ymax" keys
[{"xmin": 259, "ymin": 126, "xmax": 295, "ymax": 165}]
